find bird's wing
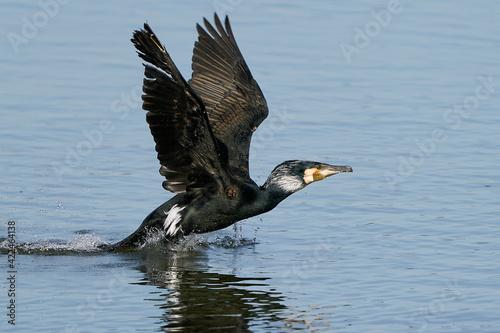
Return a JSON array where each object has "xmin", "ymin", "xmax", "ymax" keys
[
  {"xmin": 132, "ymin": 23, "xmax": 231, "ymax": 194},
  {"xmin": 189, "ymin": 14, "xmax": 269, "ymax": 182}
]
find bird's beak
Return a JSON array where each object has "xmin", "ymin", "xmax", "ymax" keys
[
  {"xmin": 304, "ymin": 164, "xmax": 352, "ymax": 184},
  {"xmin": 313, "ymin": 164, "xmax": 353, "ymax": 181}
]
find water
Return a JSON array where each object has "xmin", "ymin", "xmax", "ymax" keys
[{"xmin": 1, "ymin": 0, "xmax": 500, "ymax": 331}]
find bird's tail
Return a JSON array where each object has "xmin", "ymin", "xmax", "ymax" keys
[{"xmin": 102, "ymin": 200, "xmax": 182, "ymax": 252}]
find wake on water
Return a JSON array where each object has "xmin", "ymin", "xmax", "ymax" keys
[
  {"xmin": 0, "ymin": 222, "xmax": 258, "ymax": 255},
  {"xmin": 0, "ymin": 232, "xmax": 108, "ymax": 255}
]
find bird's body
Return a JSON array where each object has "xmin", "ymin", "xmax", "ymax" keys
[{"xmin": 107, "ymin": 15, "xmax": 352, "ymax": 251}]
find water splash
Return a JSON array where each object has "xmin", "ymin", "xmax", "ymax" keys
[
  {"xmin": 0, "ymin": 233, "xmax": 107, "ymax": 255},
  {"xmin": 198, "ymin": 223, "xmax": 259, "ymax": 249},
  {"xmin": 139, "ymin": 232, "xmax": 257, "ymax": 252},
  {"xmin": 0, "ymin": 222, "xmax": 259, "ymax": 255},
  {"xmin": 212, "ymin": 236, "xmax": 257, "ymax": 248}
]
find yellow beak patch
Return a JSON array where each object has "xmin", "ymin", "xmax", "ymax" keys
[
  {"xmin": 303, "ymin": 165, "xmax": 325, "ymax": 184},
  {"xmin": 303, "ymin": 164, "xmax": 352, "ymax": 184}
]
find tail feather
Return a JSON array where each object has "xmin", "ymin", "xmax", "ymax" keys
[{"xmin": 103, "ymin": 200, "xmax": 183, "ymax": 251}]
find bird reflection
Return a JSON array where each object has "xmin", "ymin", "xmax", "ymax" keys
[{"xmin": 133, "ymin": 248, "xmax": 288, "ymax": 332}]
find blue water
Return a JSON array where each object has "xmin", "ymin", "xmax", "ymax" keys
[{"xmin": 1, "ymin": 0, "xmax": 500, "ymax": 331}]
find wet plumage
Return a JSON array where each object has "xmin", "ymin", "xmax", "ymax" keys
[{"xmin": 106, "ymin": 14, "xmax": 352, "ymax": 251}]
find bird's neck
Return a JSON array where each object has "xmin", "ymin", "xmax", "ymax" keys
[{"xmin": 259, "ymin": 182, "xmax": 295, "ymax": 212}]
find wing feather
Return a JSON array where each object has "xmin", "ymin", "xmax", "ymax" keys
[
  {"xmin": 132, "ymin": 23, "xmax": 230, "ymax": 194},
  {"xmin": 189, "ymin": 14, "xmax": 268, "ymax": 182}
]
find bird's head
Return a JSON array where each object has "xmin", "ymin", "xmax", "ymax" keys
[{"xmin": 263, "ymin": 160, "xmax": 352, "ymax": 195}]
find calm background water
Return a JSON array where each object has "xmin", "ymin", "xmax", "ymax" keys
[{"xmin": 1, "ymin": 0, "xmax": 500, "ymax": 332}]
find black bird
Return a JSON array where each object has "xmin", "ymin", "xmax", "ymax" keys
[{"xmin": 107, "ymin": 14, "xmax": 352, "ymax": 251}]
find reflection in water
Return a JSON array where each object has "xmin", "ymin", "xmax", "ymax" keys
[
  {"xmin": 134, "ymin": 248, "xmax": 289, "ymax": 332},
  {"xmin": 0, "ymin": 231, "xmax": 334, "ymax": 331}
]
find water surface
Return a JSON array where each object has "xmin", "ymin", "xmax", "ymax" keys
[{"xmin": 1, "ymin": 0, "xmax": 500, "ymax": 331}]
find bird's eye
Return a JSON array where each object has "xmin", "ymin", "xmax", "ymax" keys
[{"xmin": 316, "ymin": 164, "xmax": 322, "ymax": 170}]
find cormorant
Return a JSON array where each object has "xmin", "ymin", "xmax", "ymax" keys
[{"xmin": 107, "ymin": 14, "xmax": 352, "ymax": 251}]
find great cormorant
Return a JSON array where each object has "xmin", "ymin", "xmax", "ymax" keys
[{"xmin": 107, "ymin": 14, "xmax": 352, "ymax": 251}]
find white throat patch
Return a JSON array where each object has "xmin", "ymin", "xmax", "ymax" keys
[
  {"xmin": 272, "ymin": 175, "xmax": 304, "ymax": 193},
  {"xmin": 163, "ymin": 204, "xmax": 185, "ymax": 237},
  {"xmin": 303, "ymin": 167, "xmax": 316, "ymax": 184}
]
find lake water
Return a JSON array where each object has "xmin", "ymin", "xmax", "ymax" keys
[{"xmin": 1, "ymin": 0, "xmax": 500, "ymax": 332}]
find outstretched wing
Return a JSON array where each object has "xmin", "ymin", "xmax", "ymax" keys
[
  {"xmin": 189, "ymin": 14, "xmax": 269, "ymax": 182},
  {"xmin": 132, "ymin": 23, "xmax": 230, "ymax": 194}
]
